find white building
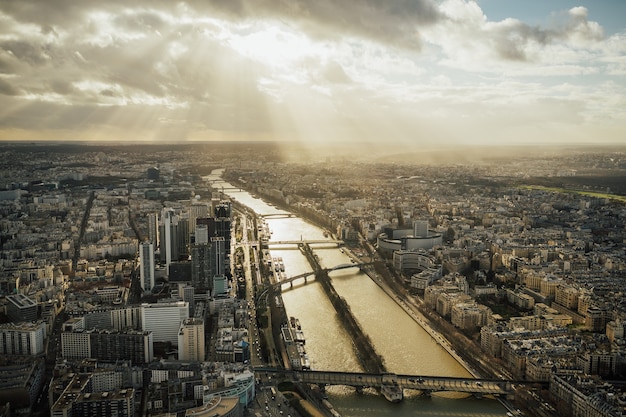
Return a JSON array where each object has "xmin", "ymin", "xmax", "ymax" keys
[
  {"xmin": 141, "ymin": 301, "xmax": 189, "ymax": 344},
  {"xmin": 0, "ymin": 321, "xmax": 46, "ymax": 355}
]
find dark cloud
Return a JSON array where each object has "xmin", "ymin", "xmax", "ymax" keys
[
  {"xmin": 209, "ymin": 0, "xmax": 441, "ymax": 49},
  {"xmin": 0, "ymin": 0, "xmax": 442, "ymax": 51},
  {"xmin": 0, "ymin": 39, "xmax": 48, "ymax": 66},
  {"xmin": 0, "ymin": 78, "xmax": 20, "ymax": 95}
]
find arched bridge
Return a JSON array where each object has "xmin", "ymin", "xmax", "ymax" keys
[
  {"xmin": 255, "ymin": 368, "xmax": 528, "ymax": 400},
  {"xmin": 272, "ymin": 262, "xmax": 375, "ymax": 289}
]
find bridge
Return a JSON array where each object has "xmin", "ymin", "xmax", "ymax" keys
[
  {"xmin": 272, "ymin": 262, "xmax": 374, "ymax": 289},
  {"xmin": 206, "ymin": 180, "xmax": 242, "ymax": 192},
  {"xmin": 266, "ymin": 239, "xmax": 343, "ymax": 246},
  {"xmin": 259, "ymin": 213, "xmax": 296, "ymax": 219},
  {"xmin": 255, "ymin": 368, "xmax": 523, "ymax": 400}
]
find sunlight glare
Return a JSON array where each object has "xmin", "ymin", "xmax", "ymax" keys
[{"xmin": 227, "ymin": 23, "xmax": 323, "ymax": 68}]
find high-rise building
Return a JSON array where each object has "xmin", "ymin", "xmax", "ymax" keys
[
  {"xmin": 189, "ymin": 202, "xmax": 208, "ymax": 235},
  {"xmin": 191, "ymin": 236, "xmax": 225, "ymax": 293},
  {"xmin": 176, "ymin": 217, "xmax": 190, "ymax": 260},
  {"xmin": 214, "ymin": 203, "xmax": 231, "ymax": 276},
  {"xmin": 178, "ymin": 318, "xmax": 205, "ymax": 361},
  {"xmin": 147, "ymin": 212, "xmax": 159, "ymax": 245},
  {"xmin": 212, "ymin": 275, "xmax": 228, "ymax": 296},
  {"xmin": 141, "ymin": 301, "xmax": 189, "ymax": 344},
  {"xmin": 191, "ymin": 243, "xmax": 211, "ymax": 291},
  {"xmin": 195, "ymin": 223, "xmax": 209, "ymax": 244},
  {"xmin": 159, "ymin": 208, "xmax": 178, "ymax": 267},
  {"xmin": 214, "ymin": 203, "xmax": 231, "ymax": 253},
  {"xmin": 209, "ymin": 236, "xmax": 226, "ymax": 278},
  {"xmin": 139, "ymin": 242, "xmax": 155, "ymax": 293},
  {"xmin": 413, "ymin": 220, "xmax": 429, "ymax": 238}
]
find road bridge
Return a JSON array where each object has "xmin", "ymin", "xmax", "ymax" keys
[
  {"xmin": 272, "ymin": 262, "xmax": 374, "ymax": 289},
  {"xmin": 266, "ymin": 239, "xmax": 343, "ymax": 246},
  {"xmin": 259, "ymin": 213, "xmax": 296, "ymax": 219},
  {"xmin": 255, "ymin": 368, "xmax": 525, "ymax": 400}
]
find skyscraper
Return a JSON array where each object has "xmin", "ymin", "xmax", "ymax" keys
[
  {"xmin": 191, "ymin": 236, "xmax": 225, "ymax": 293},
  {"xmin": 159, "ymin": 208, "xmax": 178, "ymax": 267},
  {"xmin": 214, "ymin": 202, "xmax": 232, "ymax": 274},
  {"xmin": 147, "ymin": 212, "xmax": 159, "ymax": 245},
  {"xmin": 139, "ymin": 242, "xmax": 155, "ymax": 293},
  {"xmin": 189, "ymin": 201, "xmax": 208, "ymax": 235}
]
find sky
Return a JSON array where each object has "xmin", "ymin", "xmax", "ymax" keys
[{"xmin": 0, "ymin": 0, "xmax": 625, "ymax": 148}]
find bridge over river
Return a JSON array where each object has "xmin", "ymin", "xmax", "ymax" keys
[
  {"xmin": 255, "ymin": 368, "xmax": 530, "ymax": 400},
  {"xmin": 266, "ymin": 239, "xmax": 343, "ymax": 246},
  {"xmin": 272, "ymin": 262, "xmax": 374, "ymax": 289}
]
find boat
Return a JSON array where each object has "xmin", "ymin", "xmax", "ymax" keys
[{"xmin": 380, "ymin": 384, "xmax": 403, "ymax": 403}]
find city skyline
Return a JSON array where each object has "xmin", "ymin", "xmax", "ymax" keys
[{"xmin": 0, "ymin": 1, "xmax": 625, "ymax": 148}]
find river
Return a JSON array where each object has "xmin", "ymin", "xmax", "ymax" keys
[{"xmin": 206, "ymin": 170, "xmax": 508, "ymax": 416}]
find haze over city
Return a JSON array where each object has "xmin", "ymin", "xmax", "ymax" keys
[{"xmin": 1, "ymin": 0, "xmax": 625, "ymax": 149}]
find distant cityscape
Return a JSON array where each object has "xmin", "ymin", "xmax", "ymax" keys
[{"xmin": 1, "ymin": 142, "xmax": 626, "ymax": 417}]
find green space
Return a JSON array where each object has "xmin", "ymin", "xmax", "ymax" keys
[{"xmin": 520, "ymin": 185, "xmax": 626, "ymax": 204}]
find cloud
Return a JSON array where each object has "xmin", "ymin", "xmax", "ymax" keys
[
  {"xmin": 0, "ymin": 0, "xmax": 623, "ymax": 145},
  {"xmin": 429, "ymin": 2, "xmax": 605, "ymax": 65},
  {"xmin": 0, "ymin": 77, "xmax": 20, "ymax": 95}
]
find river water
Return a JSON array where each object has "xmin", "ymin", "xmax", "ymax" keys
[{"xmin": 207, "ymin": 171, "xmax": 508, "ymax": 416}]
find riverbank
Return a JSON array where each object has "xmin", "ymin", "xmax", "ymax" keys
[
  {"xmin": 215, "ymin": 172, "xmax": 515, "ymax": 416},
  {"xmin": 361, "ymin": 263, "xmax": 480, "ymax": 377},
  {"xmin": 225, "ymin": 174, "xmax": 489, "ymax": 377}
]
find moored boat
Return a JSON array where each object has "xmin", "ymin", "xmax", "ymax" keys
[{"xmin": 380, "ymin": 384, "xmax": 403, "ymax": 403}]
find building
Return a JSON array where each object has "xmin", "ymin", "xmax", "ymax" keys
[
  {"xmin": 110, "ymin": 307, "xmax": 142, "ymax": 332},
  {"xmin": 159, "ymin": 208, "xmax": 178, "ymax": 267},
  {"xmin": 139, "ymin": 242, "xmax": 155, "ymax": 293},
  {"xmin": 413, "ymin": 220, "xmax": 429, "ymax": 237},
  {"xmin": 377, "ymin": 228, "xmax": 443, "ymax": 257},
  {"xmin": 147, "ymin": 166, "xmax": 160, "ymax": 180},
  {"xmin": 141, "ymin": 301, "xmax": 189, "ymax": 344},
  {"xmin": 61, "ymin": 330, "xmax": 92, "ymax": 360},
  {"xmin": 0, "ymin": 321, "xmax": 46, "ymax": 356},
  {"xmin": 61, "ymin": 328, "xmax": 153, "ymax": 365},
  {"xmin": 191, "ymin": 236, "xmax": 226, "ymax": 293},
  {"xmin": 202, "ymin": 370, "xmax": 255, "ymax": 409},
  {"xmin": 189, "ymin": 203, "xmax": 209, "ymax": 235},
  {"xmin": 178, "ymin": 318, "xmax": 205, "ymax": 361},
  {"xmin": 0, "ymin": 357, "xmax": 45, "ymax": 414},
  {"xmin": 147, "ymin": 212, "xmax": 159, "ymax": 245},
  {"xmin": 183, "ymin": 396, "xmax": 240, "ymax": 417},
  {"xmin": 91, "ymin": 330, "xmax": 154, "ymax": 365},
  {"xmin": 6, "ymin": 294, "xmax": 38, "ymax": 323},
  {"xmin": 52, "ymin": 387, "xmax": 135, "ymax": 417}
]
